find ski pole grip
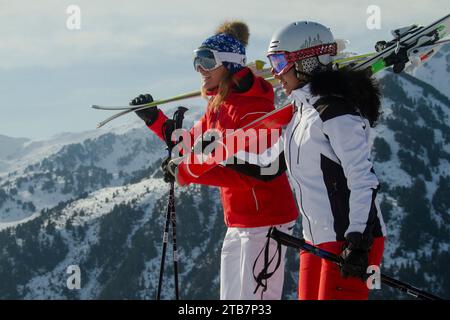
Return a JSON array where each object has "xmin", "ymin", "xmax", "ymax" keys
[
  {"xmin": 162, "ymin": 119, "xmax": 176, "ymax": 151},
  {"xmin": 174, "ymin": 106, "xmax": 188, "ymax": 130}
]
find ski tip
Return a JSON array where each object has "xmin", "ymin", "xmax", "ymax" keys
[
  {"xmin": 92, "ymin": 105, "xmax": 100, "ymax": 109},
  {"xmin": 255, "ymin": 60, "xmax": 266, "ymax": 70}
]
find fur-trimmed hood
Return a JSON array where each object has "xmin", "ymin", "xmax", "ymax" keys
[{"xmin": 309, "ymin": 69, "xmax": 381, "ymax": 126}]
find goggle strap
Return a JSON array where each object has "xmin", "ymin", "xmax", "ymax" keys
[
  {"xmin": 285, "ymin": 43, "xmax": 337, "ymax": 63},
  {"xmin": 215, "ymin": 51, "xmax": 246, "ymax": 66}
]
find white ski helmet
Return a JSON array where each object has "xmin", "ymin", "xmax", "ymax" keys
[{"xmin": 267, "ymin": 21, "xmax": 337, "ymax": 76}]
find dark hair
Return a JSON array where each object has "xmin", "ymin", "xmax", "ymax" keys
[{"xmin": 310, "ymin": 69, "xmax": 381, "ymax": 127}]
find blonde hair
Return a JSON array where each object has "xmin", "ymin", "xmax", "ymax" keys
[{"xmin": 202, "ymin": 70, "xmax": 239, "ymax": 112}]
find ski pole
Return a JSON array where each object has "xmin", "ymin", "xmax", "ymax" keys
[
  {"xmin": 269, "ymin": 227, "xmax": 444, "ymax": 301},
  {"xmin": 169, "ymin": 182, "xmax": 179, "ymax": 300},
  {"xmin": 169, "ymin": 107, "xmax": 188, "ymax": 300},
  {"xmin": 156, "ymin": 107, "xmax": 188, "ymax": 300},
  {"xmin": 156, "ymin": 186, "xmax": 174, "ymax": 300}
]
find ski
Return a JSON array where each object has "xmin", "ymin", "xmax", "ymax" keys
[
  {"xmin": 92, "ymin": 91, "xmax": 200, "ymax": 111},
  {"xmin": 93, "ymin": 61, "xmax": 270, "ymax": 111},
  {"xmin": 93, "ymin": 54, "xmax": 374, "ymax": 112},
  {"xmin": 93, "ymin": 54, "xmax": 375, "ymax": 127},
  {"xmin": 175, "ymin": 14, "xmax": 450, "ymax": 185},
  {"xmin": 354, "ymin": 13, "xmax": 450, "ymax": 74},
  {"xmin": 93, "ymin": 61, "xmax": 276, "ymax": 128}
]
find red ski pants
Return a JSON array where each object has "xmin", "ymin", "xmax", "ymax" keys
[{"xmin": 298, "ymin": 237, "xmax": 385, "ymax": 300}]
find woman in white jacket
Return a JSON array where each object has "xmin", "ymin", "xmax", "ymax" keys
[{"xmin": 266, "ymin": 21, "xmax": 387, "ymax": 300}]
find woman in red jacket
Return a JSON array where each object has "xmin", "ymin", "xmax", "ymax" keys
[
  {"xmin": 132, "ymin": 22, "xmax": 298, "ymax": 300},
  {"xmin": 132, "ymin": 21, "xmax": 298, "ymax": 300}
]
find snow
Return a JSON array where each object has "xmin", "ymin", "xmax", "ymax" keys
[
  {"xmin": 0, "ymin": 119, "xmax": 147, "ymax": 177},
  {"xmin": 397, "ymin": 76, "xmax": 425, "ymax": 101},
  {"xmin": 414, "ymin": 45, "xmax": 450, "ymax": 99},
  {"xmin": 0, "ymin": 212, "xmax": 40, "ymax": 231},
  {"xmin": 373, "ymin": 122, "xmax": 412, "ymax": 188}
]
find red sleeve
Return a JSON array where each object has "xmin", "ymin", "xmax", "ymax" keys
[
  {"xmin": 177, "ymin": 164, "xmax": 258, "ymax": 188},
  {"xmin": 146, "ymin": 109, "xmax": 169, "ymax": 142}
]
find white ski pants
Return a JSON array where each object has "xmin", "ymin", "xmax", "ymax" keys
[{"xmin": 220, "ymin": 221, "xmax": 295, "ymax": 300}]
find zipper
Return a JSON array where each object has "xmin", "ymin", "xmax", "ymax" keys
[
  {"xmin": 287, "ymin": 122, "xmax": 301, "ymax": 174},
  {"xmin": 331, "ymin": 181, "xmax": 338, "ymax": 196},
  {"xmin": 296, "ymin": 175, "xmax": 315, "ymax": 245},
  {"xmin": 296, "ymin": 102, "xmax": 304, "ymax": 164},
  {"xmin": 251, "ymin": 188, "xmax": 259, "ymax": 211}
]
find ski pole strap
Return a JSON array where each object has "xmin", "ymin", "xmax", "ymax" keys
[
  {"xmin": 253, "ymin": 227, "xmax": 282, "ymax": 297},
  {"xmin": 268, "ymin": 228, "xmax": 443, "ymax": 301}
]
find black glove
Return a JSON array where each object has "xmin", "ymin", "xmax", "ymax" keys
[
  {"xmin": 161, "ymin": 157, "xmax": 177, "ymax": 183},
  {"xmin": 339, "ymin": 232, "xmax": 373, "ymax": 280},
  {"xmin": 130, "ymin": 94, "xmax": 159, "ymax": 126}
]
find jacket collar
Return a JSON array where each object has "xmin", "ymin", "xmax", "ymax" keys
[
  {"xmin": 205, "ymin": 67, "xmax": 252, "ymax": 96},
  {"xmin": 291, "ymin": 83, "xmax": 320, "ymax": 108}
]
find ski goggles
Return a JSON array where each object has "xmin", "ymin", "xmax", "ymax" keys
[
  {"xmin": 193, "ymin": 48, "xmax": 246, "ymax": 72},
  {"xmin": 267, "ymin": 43, "xmax": 338, "ymax": 76}
]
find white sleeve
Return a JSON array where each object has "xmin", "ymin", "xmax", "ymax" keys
[
  {"xmin": 234, "ymin": 136, "xmax": 283, "ymax": 166},
  {"xmin": 322, "ymin": 114, "xmax": 379, "ymax": 236}
]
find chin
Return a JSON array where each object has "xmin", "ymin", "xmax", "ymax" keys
[{"xmin": 203, "ymin": 84, "xmax": 216, "ymax": 91}]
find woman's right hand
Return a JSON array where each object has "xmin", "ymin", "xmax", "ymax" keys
[{"xmin": 130, "ymin": 93, "xmax": 159, "ymax": 126}]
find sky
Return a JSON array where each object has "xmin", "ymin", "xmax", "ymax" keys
[{"xmin": 0, "ymin": 0, "xmax": 449, "ymax": 139}]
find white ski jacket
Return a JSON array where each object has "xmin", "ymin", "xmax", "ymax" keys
[{"xmin": 284, "ymin": 82, "xmax": 386, "ymax": 245}]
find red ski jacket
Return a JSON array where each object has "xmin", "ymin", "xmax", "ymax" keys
[{"xmin": 146, "ymin": 67, "xmax": 298, "ymax": 227}]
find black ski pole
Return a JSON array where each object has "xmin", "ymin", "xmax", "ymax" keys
[
  {"xmin": 169, "ymin": 106, "xmax": 187, "ymax": 300},
  {"xmin": 156, "ymin": 107, "xmax": 188, "ymax": 300},
  {"xmin": 169, "ymin": 181, "xmax": 179, "ymax": 300},
  {"xmin": 269, "ymin": 227, "xmax": 444, "ymax": 301},
  {"xmin": 156, "ymin": 187, "xmax": 173, "ymax": 300}
]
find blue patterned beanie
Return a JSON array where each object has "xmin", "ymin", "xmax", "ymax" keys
[{"xmin": 201, "ymin": 33, "xmax": 246, "ymax": 74}]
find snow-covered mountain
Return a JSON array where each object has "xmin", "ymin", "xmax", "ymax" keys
[
  {"xmin": 1, "ymin": 46, "xmax": 450, "ymax": 299},
  {"xmin": 413, "ymin": 44, "xmax": 450, "ymax": 100}
]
